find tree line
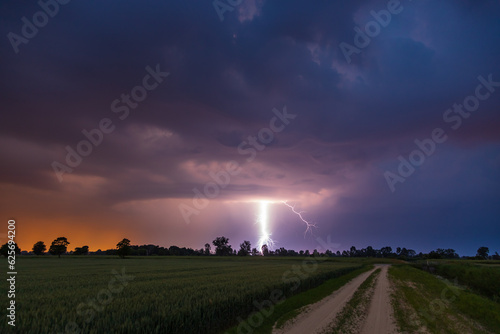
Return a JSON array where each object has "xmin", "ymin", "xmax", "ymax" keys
[{"xmin": 0, "ymin": 237, "xmax": 498, "ymax": 260}]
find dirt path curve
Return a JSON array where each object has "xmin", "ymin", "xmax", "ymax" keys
[
  {"xmin": 360, "ymin": 264, "xmax": 397, "ymax": 334},
  {"xmin": 273, "ymin": 266, "xmax": 380, "ymax": 334}
]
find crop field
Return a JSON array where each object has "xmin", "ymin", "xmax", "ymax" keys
[{"xmin": 0, "ymin": 256, "xmax": 362, "ymax": 334}]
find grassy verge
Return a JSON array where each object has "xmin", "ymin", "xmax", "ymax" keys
[
  {"xmin": 326, "ymin": 268, "xmax": 380, "ymax": 334},
  {"xmin": 411, "ymin": 260, "xmax": 500, "ymax": 301},
  {"xmin": 224, "ymin": 265, "xmax": 373, "ymax": 334},
  {"xmin": 389, "ymin": 264, "xmax": 500, "ymax": 334}
]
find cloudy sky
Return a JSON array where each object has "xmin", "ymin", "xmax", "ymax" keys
[{"xmin": 1, "ymin": 0, "xmax": 499, "ymax": 256}]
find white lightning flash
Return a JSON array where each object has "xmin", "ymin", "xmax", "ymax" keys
[
  {"xmin": 256, "ymin": 201, "xmax": 275, "ymax": 251},
  {"xmin": 282, "ymin": 201, "xmax": 316, "ymax": 236}
]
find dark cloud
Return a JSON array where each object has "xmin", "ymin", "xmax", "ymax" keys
[{"xmin": 1, "ymin": 0, "xmax": 499, "ymax": 255}]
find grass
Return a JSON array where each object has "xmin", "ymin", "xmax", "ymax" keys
[
  {"xmin": 326, "ymin": 268, "xmax": 380, "ymax": 334},
  {"xmin": 0, "ymin": 256, "xmax": 363, "ymax": 334},
  {"xmin": 389, "ymin": 264, "xmax": 500, "ymax": 334},
  {"xmin": 224, "ymin": 265, "xmax": 373, "ymax": 334},
  {"xmin": 412, "ymin": 260, "xmax": 500, "ymax": 301}
]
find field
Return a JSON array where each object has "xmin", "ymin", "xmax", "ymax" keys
[
  {"xmin": 389, "ymin": 264, "xmax": 500, "ymax": 333},
  {"xmin": 411, "ymin": 259, "xmax": 500, "ymax": 301},
  {"xmin": 2, "ymin": 256, "xmax": 500, "ymax": 333},
  {"xmin": 0, "ymin": 256, "xmax": 362, "ymax": 334}
]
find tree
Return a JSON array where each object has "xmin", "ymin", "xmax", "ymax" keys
[
  {"xmin": 476, "ymin": 246, "xmax": 489, "ymax": 260},
  {"xmin": 238, "ymin": 240, "xmax": 251, "ymax": 256},
  {"xmin": 350, "ymin": 246, "xmax": 357, "ymax": 257},
  {"xmin": 212, "ymin": 236, "xmax": 232, "ymax": 256},
  {"xmin": 0, "ymin": 242, "xmax": 21, "ymax": 257},
  {"xmin": 380, "ymin": 246, "xmax": 392, "ymax": 257},
  {"xmin": 117, "ymin": 238, "xmax": 131, "ymax": 258},
  {"xmin": 366, "ymin": 246, "xmax": 376, "ymax": 257},
  {"xmin": 204, "ymin": 243, "xmax": 211, "ymax": 255},
  {"xmin": 261, "ymin": 244, "xmax": 269, "ymax": 256},
  {"xmin": 74, "ymin": 245, "xmax": 89, "ymax": 255},
  {"xmin": 251, "ymin": 248, "xmax": 259, "ymax": 256},
  {"xmin": 32, "ymin": 241, "xmax": 46, "ymax": 255},
  {"xmin": 49, "ymin": 237, "xmax": 70, "ymax": 258}
]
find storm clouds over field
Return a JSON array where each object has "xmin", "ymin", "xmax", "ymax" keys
[{"xmin": 1, "ymin": 0, "xmax": 499, "ymax": 254}]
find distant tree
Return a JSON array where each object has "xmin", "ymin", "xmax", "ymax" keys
[
  {"xmin": 312, "ymin": 249, "xmax": 320, "ymax": 257},
  {"xmin": 116, "ymin": 238, "xmax": 131, "ymax": 258},
  {"xmin": 74, "ymin": 245, "xmax": 89, "ymax": 255},
  {"xmin": 476, "ymin": 247, "xmax": 489, "ymax": 260},
  {"xmin": 212, "ymin": 236, "xmax": 232, "ymax": 256},
  {"xmin": 427, "ymin": 250, "xmax": 441, "ymax": 259},
  {"xmin": 366, "ymin": 246, "xmax": 376, "ymax": 257},
  {"xmin": 251, "ymin": 248, "xmax": 259, "ymax": 256},
  {"xmin": 238, "ymin": 240, "xmax": 251, "ymax": 256},
  {"xmin": 336, "ymin": 250, "xmax": 341, "ymax": 257},
  {"xmin": 299, "ymin": 250, "xmax": 304, "ymax": 256},
  {"xmin": 0, "ymin": 242, "xmax": 21, "ymax": 257},
  {"xmin": 32, "ymin": 241, "xmax": 46, "ymax": 255},
  {"xmin": 443, "ymin": 248, "xmax": 458, "ymax": 258},
  {"xmin": 325, "ymin": 250, "xmax": 333, "ymax": 257},
  {"xmin": 261, "ymin": 244, "xmax": 269, "ymax": 256},
  {"xmin": 204, "ymin": 243, "xmax": 211, "ymax": 255},
  {"xmin": 350, "ymin": 246, "xmax": 357, "ymax": 257},
  {"xmin": 396, "ymin": 247, "xmax": 402, "ymax": 256},
  {"xmin": 304, "ymin": 250, "xmax": 310, "ymax": 256},
  {"xmin": 380, "ymin": 246, "xmax": 392, "ymax": 257},
  {"xmin": 49, "ymin": 237, "xmax": 69, "ymax": 258}
]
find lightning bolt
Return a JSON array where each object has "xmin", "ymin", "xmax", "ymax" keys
[
  {"xmin": 256, "ymin": 201, "xmax": 275, "ymax": 251},
  {"xmin": 282, "ymin": 201, "xmax": 316, "ymax": 236}
]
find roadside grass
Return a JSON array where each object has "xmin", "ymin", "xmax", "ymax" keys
[
  {"xmin": 412, "ymin": 260, "xmax": 500, "ymax": 301},
  {"xmin": 389, "ymin": 264, "xmax": 500, "ymax": 334},
  {"xmin": 325, "ymin": 268, "xmax": 381, "ymax": 334},
  {"xmin": 225, "ymin": 265, "xmax": 373, "ymax": 334}
]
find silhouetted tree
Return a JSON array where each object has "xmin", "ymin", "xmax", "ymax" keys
[
  {"xmin": 380, "ymin": 246, "xmax": 392, "ymax": 257},
  {"xmin": 74, "ymin": 245, "xmax": 89, "ymax": 255},
  {"xmin": 49, "ymin": 237, "xmax": 69, "ymax": 258},
  {"xmin": 261, "ymin": 244, "xmax": 269, "ymax": 256},
  {"xmin": 366, "ymin": 246, "xmax": 376, "ymax": 257},
  {"xmin": 212, "ymin": 236, "xmax": 232, "ymax": 256},
  {"xmin": 0, "ymin": 242, "xmax": 21, "ymax": 257},
  {"xmin": 238, "ymin": 240, "xmax": 251, "ymax": 256},
  {"xmin": 116, "ymin": 238, "xmax": 131, "ymax": 258},
  {"xmin": 476, "ymin": 246, "xmax": 489, "ymax": 260},
  {"xmin": 204, "ymin": 243, "xmax": 211, "ymax": 255},
  {"xmin": 350, "ymin": 246, "xmax": 357, "ymax": 257},
  {"xmin": 251, "ymin": 248, "xmax": 258, "ymax": 256},
  {"xmin": 32, "ymin": 241, "xmax": 46, "ymax": 255}
]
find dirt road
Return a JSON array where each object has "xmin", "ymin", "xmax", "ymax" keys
[
  {"xmin": 273, "ymin": 264, "xmax": 397, "ymax": 334},
  {"xmin": 360, "ymin": 265, "xmax": 397, "ymax": 334}
]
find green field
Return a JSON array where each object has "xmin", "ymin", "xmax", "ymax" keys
[
  {"xmin": 0, "ymin": 256, "xmax": 363, "ymax": 334},
  {"xmin": 411, "ymin": 259, "xmax": 500, "ymax": 301},
  {"xmin": 389, "ymin": 264, "xmax": 500, "ymax": 334}
]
